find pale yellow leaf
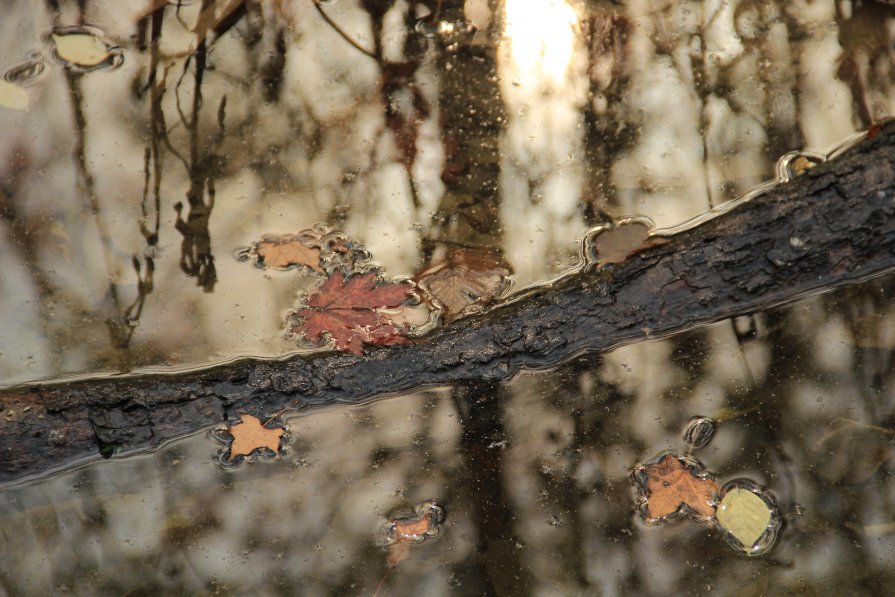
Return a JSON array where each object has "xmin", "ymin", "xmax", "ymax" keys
[
  {"xmin": 716, "ymin": 488, "xmax": 771, "ymax": 547},
  {"xmin": 0, "ymin": 80, "xmax": 28, "ymax": 111},
  {"xmin": 53, "ymin": 33, "xmax": 110, "ymax": 67}
]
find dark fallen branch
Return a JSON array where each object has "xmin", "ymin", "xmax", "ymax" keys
[{"xmin": 3, "ymin": 123, "xmax": 895, "ymax": 485}]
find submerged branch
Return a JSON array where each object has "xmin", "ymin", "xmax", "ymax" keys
[{"xmin": 2, "ymin": 123, "xmax": 895, "ymax": 484}]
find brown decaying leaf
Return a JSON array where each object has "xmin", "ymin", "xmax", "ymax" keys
[
  {"xmin": 415, "ymin": 248, "xmax": 510, "ymax": 322},
  {"xmin": 290, "ymin": 270, "xmax": 415, "ymax": 356},
  {"xmin": 642, "ymin": 454, "xmax": 719, "ymax": 520},
  {"xmin": 225, "ymin": 414, "xmax": 285, "ymax": 461},
  {"xmin": 251, "ymin": 234, "xmax": 323, "ymax": 272},
  {"xmin": 586, "ymin": 220, "xmax": 669, "ymax": 268}
]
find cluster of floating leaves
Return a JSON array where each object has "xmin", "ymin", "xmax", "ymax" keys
[
  {"xmin": 632, "ymin": 416, "xmax": 782, "ymax": 556},
  {"xmin": 236, "ymin": 224, "xmax": 512, "ymax": 355},
  {"xmin": 0, "ymin": 26, "xmax": 122, "ymax": 111}
]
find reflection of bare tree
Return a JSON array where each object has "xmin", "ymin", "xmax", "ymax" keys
[
  {"xmin": 33, "ymin": 1, "xmax": 158, "ymax": 370},
  {"xmin": 172, "ymin": 0, "xmax": 220, "ymax": 292},
  {"xmin": 581, "ymin": 7, "xmax": 633, "ymax": 224},
  {"xmin": 835, "ymin": 1, "xmax": 895, "ymax": 129},
  {"xmin": 452, "ymin": 380, "xmax": 532, "ymax": 595},
  {"xmin": 425, "ymin": 0, "xmax": 505, "ymax": 260}
]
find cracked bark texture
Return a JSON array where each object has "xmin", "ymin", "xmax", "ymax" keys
[{"xmin": 2, "ymin": 122, "xmax": 895, "ymax": 485}]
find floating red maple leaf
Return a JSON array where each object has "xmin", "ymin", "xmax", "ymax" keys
[{"xmin": 290, "ymin": 270, "xmax": 414, "ymax": 355}]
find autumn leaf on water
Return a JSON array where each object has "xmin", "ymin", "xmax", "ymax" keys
[
  {"xmin": 415, "ymin": 248, "xmax": 511, "ymax": 322},
  {"xmin": 237, "ymin": 227, "xmax": 371, "ymax": 273},
  {"xmin": 236, "ymin": 231, "xmax": 324, "ymax": 272},
  {"xmin": 224, "ymin": 414, "xmax": 285, "ymax": 461},
  {"xmin": 289, "ymin": 270, "xmax": 415, "ymax": 356},
  {"xmin": 634, "ymin": 453, "xmax": 720, "ymax": 521},
  {"xmin": 49, "ymin": 27, "xmax": 122, "ymax": 72},
  {"xmin": 372, "ymin": 502, "xmax": 444, "ymax": 597},
  {"xmin": 385, "ymin": 502, "xmax": 444, "ymax": 567},
  {"xmin": 583, "ymin": 218, "xmax": 666, "ymax": 269},
  {"xmin": 255, "ymin": 234, "xmax": 323, "ymax": 272},
  {"xmin": 716, "ymin": 487, "xmax": 773, "ymax": 549}
]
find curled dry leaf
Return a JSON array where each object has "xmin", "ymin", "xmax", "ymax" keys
[
  {"xmin": 415, "ymin": 248, "xmax": 510, "ymax": 322},
  {"xmin": 289, "ymin": 270, "xmax": 415, "ymax": 356},
  {"xmin": 635, "ymin": 454, "xmax": 719, "ymax": 521},
  {"xmin": 683, "ymin": 416, "xmax": 717, "ymax": 450},
  {"xmin": 225, "ymin": 414, "xmax": 285, "ymax": 461}
]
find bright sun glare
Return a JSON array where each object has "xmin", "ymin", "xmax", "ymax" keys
[{"xmin": 503, "ymin": 0, "xmax": 578, "ymax": 88}]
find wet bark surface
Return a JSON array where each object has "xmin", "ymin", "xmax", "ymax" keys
[{"xmin": 2, "ymin": 122, "xmax": 895, "ymax": 485}]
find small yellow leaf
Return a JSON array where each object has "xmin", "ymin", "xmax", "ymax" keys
[
  {"xmin": 0, "ymin": 80, "xmax": 29, "ymax": 111},
  {"xmin": 716, "ymin": 488, "xmax": 772, "ymax": 547},
  {"xmin": 53, "ymin": 33, "xmax": 110, "ymax": 67}
]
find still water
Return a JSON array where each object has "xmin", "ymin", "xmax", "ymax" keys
[{"xmin": 1, "ymin": 0, "xmax": 894, "ymax": 595}]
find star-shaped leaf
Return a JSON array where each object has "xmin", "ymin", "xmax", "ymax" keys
[{"xmin": 225, "ymin": 414, "xmax": 285, "ymax": 461}]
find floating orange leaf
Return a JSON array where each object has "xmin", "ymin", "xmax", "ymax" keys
[
  {"xmin": 636, "ymin": 454, "xmax": 719, "ymax": 521},
  {"xmin": 254, "ymin": 235, "xmax": 323, "ymax": 272},
  {"xmin": 225, "ymin": 414, "xmax": 285, "ymax": 461},
  {"xmin": 238, "ymin": 227, "xmax": 371, "ymax": 273}
]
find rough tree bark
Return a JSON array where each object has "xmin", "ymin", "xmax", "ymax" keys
[{"xmin": 2, "ymin": 122, "xmax": 895, "ymax": 485}]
